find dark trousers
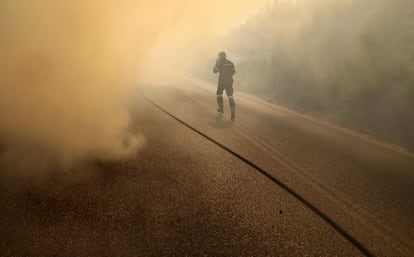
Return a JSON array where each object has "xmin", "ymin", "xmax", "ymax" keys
[
  {"xmin": 216, "ymin": 82, "xmax": 234, "ymax": 97},
  {"xmin": 216, "ymin": 81, "xmax": 235, "ymax": 112}
]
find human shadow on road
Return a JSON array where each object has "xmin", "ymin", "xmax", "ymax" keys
[{"xmin": 209, "ymin": 114, "xmax": 233, "ymax": 129}]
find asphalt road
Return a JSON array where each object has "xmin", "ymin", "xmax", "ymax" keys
[{"xmin": 1, "ymin": 81, "xmax": 413, "ymax": 257}]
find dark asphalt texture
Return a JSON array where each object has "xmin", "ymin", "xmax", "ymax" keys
[{"xmin": 0, "ymin": 81, "xmax": 413, "ymax": 257}]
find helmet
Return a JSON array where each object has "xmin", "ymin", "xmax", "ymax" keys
[{"xmin": 218, "ymin": 51, "xmax": 226, "ymax": 59}]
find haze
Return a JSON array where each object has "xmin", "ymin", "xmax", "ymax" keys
[{"xmin": 0, "ymin": 1, "xmax": 271, "ymax": 175}]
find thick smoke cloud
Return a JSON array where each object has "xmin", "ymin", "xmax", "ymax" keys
[{"xmin": 0, "ymin": 0, "xmax": 270, "ymax": 174}]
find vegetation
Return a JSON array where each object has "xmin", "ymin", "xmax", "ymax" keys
[{"xmin": 223, "ymin": 0, "xmax": 414, "ymax": 150}]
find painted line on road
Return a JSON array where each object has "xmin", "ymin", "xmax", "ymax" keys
[{"xmin": 143, "ymin": 95, "xmax": 375, "ymax": 257}]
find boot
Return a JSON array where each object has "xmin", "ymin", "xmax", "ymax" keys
[
  {"xmin": 229, "ymin": 97, "xmax": 236, "ymax": 120},
  {"xmin": 217, "ymin": 95, "xmax": 224, "ymax": 113}
]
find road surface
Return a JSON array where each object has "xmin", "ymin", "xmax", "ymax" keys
[{"xmin": 0, "ymin": 80, "xmax": 413, "ymax": 257}]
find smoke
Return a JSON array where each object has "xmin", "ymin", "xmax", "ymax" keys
[
  {"xmin": 0, "ymin": 0, "xmax": 271, "ymax": 175},
  {"xmin": 139, "ymin": 0, "xmax": 273, "ymax": 83},
  {"xmin": 219, "ymin": 0, "xmax": 414, "ymax": 149}
]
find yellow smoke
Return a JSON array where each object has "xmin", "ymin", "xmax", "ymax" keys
[{"xmin": 0, "ymin": 0, "xmax": 270, "ymax": 172}]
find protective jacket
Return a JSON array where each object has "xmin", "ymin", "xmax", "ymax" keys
[{"xmin": 213, "ymin": 58, "xmax": 236, "ymax": 85}]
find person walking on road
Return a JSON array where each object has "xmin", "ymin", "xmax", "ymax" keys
[{"xmin": 213, "ymin": 51, "xmax": 236, "ymax": 120}]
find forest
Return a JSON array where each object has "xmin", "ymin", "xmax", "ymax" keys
[{"xmin": 214, "ymin": 0, "xmax": 413, "ymax": 150}]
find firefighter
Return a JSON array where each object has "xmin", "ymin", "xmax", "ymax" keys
[{"xmin": 213, "ymin": 51, "xmax": 236, "ymax": 120}]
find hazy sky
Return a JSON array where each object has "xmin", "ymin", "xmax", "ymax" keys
[{"xmin": 142, "ymin": 0, "xmax": 273, "ymax": 82}]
